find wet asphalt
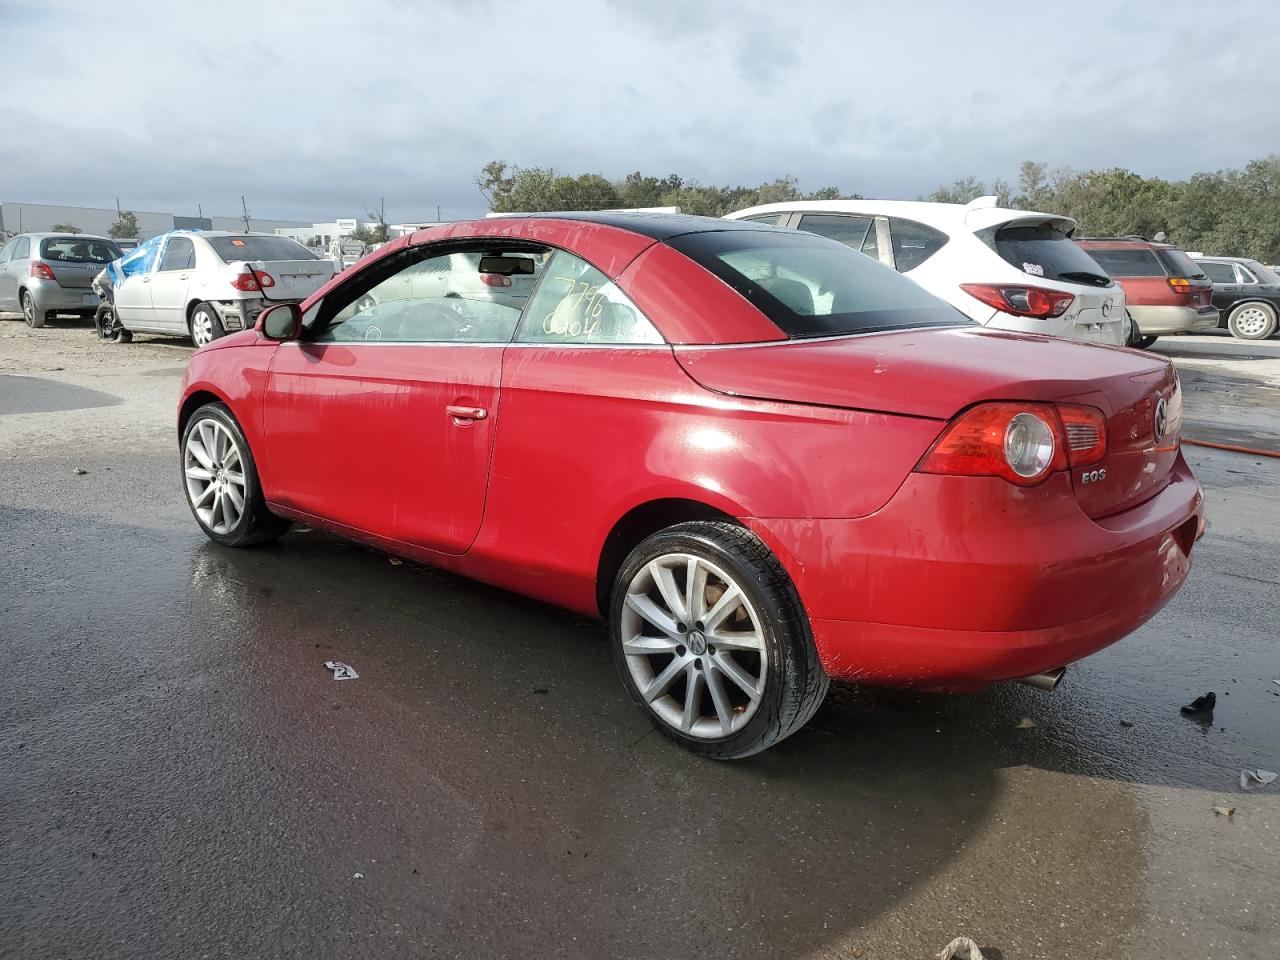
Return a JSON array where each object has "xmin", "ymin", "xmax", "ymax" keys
[{"xmin": 1, "ymin": 324, "xmax": 1278, "ymax": 959}]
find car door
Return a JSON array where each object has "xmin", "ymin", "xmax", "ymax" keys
[
  {"xmin": 114, "ymin": 241, "xmax": 159, "ymax": 328},
  {"xmin": 1200, "ymin": 260, "xmax": 1240, "ymax": 312},
  {"xmin": 262, "ymin": 243, "xmax": 535, "ymax": 554},
  {"xmin": 149, "ymin": 235, "xmax": 196, "ymax": 332},
  {"xmin": 0, "ymin": 238, "xmax": 16, "ymax": 308},
  {"xmin": 0, "ymin": 237, "xmax": 31, "ymax": 308}
]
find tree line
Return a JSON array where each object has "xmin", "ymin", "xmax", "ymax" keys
[{"xmin": 476, "ymin": 155, "xmax": 1280, "ymax": 263}]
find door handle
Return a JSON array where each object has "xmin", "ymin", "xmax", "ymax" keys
[
  {"xmin": 446, "ymin": 405, "xmax": 488, "ymax": 422},
  {"xmin": 140, "ymin": 276, "xmax": 150, "ymax": 283}
]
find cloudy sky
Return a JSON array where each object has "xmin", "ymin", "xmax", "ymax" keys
[{"xmin": 3, "ymin": 0, "xmax": 1277, "ymax": 224}]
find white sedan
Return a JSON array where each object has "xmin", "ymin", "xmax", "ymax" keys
[{"xmin": 99, "ymin": 231, "xmax": 334, "ymax": 346}]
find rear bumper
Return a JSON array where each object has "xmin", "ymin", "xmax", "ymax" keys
[
  {"xmin": 28, "ymin": 279, "xmax": 98, "ymax": 313},
  {"xmin": 984, "ymin": 310, "xmax": 1127, "ymax": 345},
  {"xmin": 1129, "ymin": 303, "xmax": 1219, "ymax": 335},
  {"xmin": 746, "ymin": 453, "xmax": 1204, "ymax": 690}
]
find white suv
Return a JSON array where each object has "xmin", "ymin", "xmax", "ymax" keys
[{"xmin": 725, "ymin": 197, "xmax": 1127, "ymax": 345}]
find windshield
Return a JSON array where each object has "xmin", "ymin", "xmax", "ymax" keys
[
  {"xmin": 667, "ymin": 230, "xmax": 969, "ymax": 340},
  {"xmin": 207, "ymin": 235, "xmax": 317, "ymax": 262},
  {"xmin": 39, "ymin": 237, "xmax": 120, "ymax": 264},
  {"xmin": 992, "ymin": 224, "xmax": 1112, "ymax": 286}
]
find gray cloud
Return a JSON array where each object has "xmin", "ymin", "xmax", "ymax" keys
[{"xmin": 2, "ymin": 0, "xmax": 1276, "ymax": 223}]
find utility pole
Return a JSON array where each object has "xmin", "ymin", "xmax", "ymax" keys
[
  {"xmin": 241, "ymin": 196, "xmax": 252, "ymax": 232},
  {"xmin": 436, "ymin": 204, "xmax": 441, "ymax": 222}
]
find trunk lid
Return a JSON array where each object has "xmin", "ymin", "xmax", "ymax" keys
[
  {"xmin": 42, "ymin": 261, "xmax": 101, "ymax": 289},
  {"xmin": 674, "ymin": 326, "xmax": 1179, "ymax": 518},
  {"xmin": 241, "ymin": 259, "xmax": 334, "ymax": 301}
]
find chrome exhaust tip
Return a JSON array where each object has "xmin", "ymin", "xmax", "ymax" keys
[{"xmin": 1015, "ymin": 667, "xmax": 1066, "ymax": 692}]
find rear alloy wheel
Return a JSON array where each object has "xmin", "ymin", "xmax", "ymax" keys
[
  {"xmin": 20, "ymin": 290, "xmax": 45, "ymax": 328},
  {"xmin": 610, "ymin": 521, "xmax": 828, "ymax": 759},
  {"xmin": 1227, "ymin": 302, "xmax": 1278, "ymax": 341},
  {"xmin": 189, "ymin": 302, "xmax": 225, "ymax": 348},
  {"xmin": 94, "ymin": 303, "xmax": 132, "ymax": 343},
  {"xmin": 181, "ymin": 402, "xmax": 290, "ymax": 547}
]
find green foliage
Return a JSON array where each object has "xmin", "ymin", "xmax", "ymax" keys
[
  {"xmin": 476, "ymin": 162, "xmax": 860, "ymax": 217},
  {"xmin": 109, "ymin": 211, "xmax": 138, "ymax": 239},
  {"xmin": 928, "ymin": 155, "xmax": 1280, "ymax": 262},
  {"xmin": 51, "ymin": 222, "xmax": 81, "ymax": 234}
]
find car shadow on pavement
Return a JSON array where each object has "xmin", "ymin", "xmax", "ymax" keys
[{"xmin": 1, "ymin": 505, "xmax": 1154, "ymax": 959}]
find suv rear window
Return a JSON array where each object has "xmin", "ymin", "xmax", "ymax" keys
[
  {"xmin": 1155, "ymin": 248, "xmax": 1206, "ymax": 279},
  {"xmin": 1086, "ymin": 248, "xmax": 1166, "ymax": 278},
  {"xmin": 667, "ymin": 230, "xmax": 969, "ymax": 340},
  {"xmin": 39, "ymin": 237, "xmax": 121, "ymax": 264},
  {"xmin": 992, "ymin": 224, "xmax": 1111, "ymax": 286},
  {"xmin": 207, "ymin": 236, "xmax": 316, "ymax": 262}
]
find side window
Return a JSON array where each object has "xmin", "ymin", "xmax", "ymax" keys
[
  {"xmin": 14, "ymin": 237, "xmax": 30, "ymax": 260},
  {"xmin": 888, "ymin": 218, "xmax": 949, "ymax": 272},
  {"xmin": 1236, "ymin": 264, "xmax": 1258, "ymax": 284},
  {"xmin": 0, "ymin": 240, "xmax": 13, "ymax": 262},
  {"xmin": 314, "ymin": 246, "xmax": 541, "ymax": 344},
  {"xmin": 798, "ymin": 214, "xmax": 874, "ymax": 253},
  {"xmin": 516, "ymin": 251, "xmax": 663, "ymax": 345},
  {"xmin": 158, "ymin": 237, "xmax": 195, "ymax": 272},
  {"xmin": 1200, "ymin": 261, "xmax": 1236, "ymax": 283},
  {"xmin": 742, "ymin": 214, "xmax": 782, "ymax": 226}
]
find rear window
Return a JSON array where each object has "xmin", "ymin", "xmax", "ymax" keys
[
  {"xmin": 39, "ymin": 237, "xmax": 120, "ymax": 264},
  {"xmin": 207, "ymin": 236, "xmax": 316, "ymax": 262},
  {"xmin": 1198, "ymin": 261, "xmax": 1236, "ymax": 283},
  {"xmin": 1086, "ymin": 247, "xmax": 1166, "ymax": 278},
  {"xmin": 667, "ymin": 230, "xmax": 969, "ymax": 340},
  {"xmin": 992, "ymin": 224, "xmax": 1111, "ymax": 286},
  {"xmin": 1155, "ymin": 248, "xmax": 1206, "ymax": 279},
  {"xmin": 1250, "ymin": 262, "xmax": 1280, "ymax": 284}
]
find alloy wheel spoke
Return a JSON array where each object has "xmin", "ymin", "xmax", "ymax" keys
[
  {"xmin": 192, "ymin": 483, "xmax": 216, "ymax": 508},
  {"xmin": 703, "ymin": 584, "xmax": 743, "ymax": 632},
  {"xmin": 225, "ymin": 482, "xmax": 245, "ymax": 514},
  {"xmin": 187, "ymin": 438, "xmax": 214, "ymax": 471},
  {"xmin": 648, "ymin": 560, "xmax": 689, "ymax": 624},
  {"xmin": 684, "ymin": 557, "xmax": 708, "ymax": 624},
  {"xmin": 704, "ymin": 662, "xmax": 734, "ymax": 735},
  {"xmin": 706, "ymin": 627, "xmax": 763, "ymax": 652},
  {"xmin": 622, "ymin": 635, "xmax": 681, "ymax": 656},
  {"xmin": 641, "ymin": 656, "xmax": 686, "ymax": 703},
  {"xmin": 625, "ymin": 593, "xmax": 681, "ymax": 638},
  {"xmin": 681, "ymin": 665, "xmax": 704, "ymax": 732},
  {"xmin": 711, "ymin": 652, "xmax": 762, "ymax": 703},
  {"xmin": 223, "ymin": 469, "xmax": 245, "ymax": 486},
  {"xmin": 185, "ymin": 464, "xmax": 214, "ymax": 481}
]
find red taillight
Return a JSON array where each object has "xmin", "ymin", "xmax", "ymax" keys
[
  {"xmin": 230, "ymin": 269, "xmax": 275, "ymax": 291},
  {"xmin": 31, "ymin": 261, "xmax": 56, "ymax": 281},
  {"xmin": 960, "ymin": 283, "xmax": 1075, "ymax": 318},
  {"xmin": 917, "ymin": 402, "xmax": 1066, "ymax": 486},
  {"xmin": 480, "ymin": 273, "xmax": 511, "ymax": 288},
  {"xmin": 917, "ymin": 400, "xmax": 1111, "ymax": 486},
  {"xmin": 1056, "ymin": 403, "xmax": 1108, "ymax": 467}
]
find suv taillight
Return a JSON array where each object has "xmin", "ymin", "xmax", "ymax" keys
[
  {"xmin": 917, "ymin": 401, "xmax": 1108, "ymax": 486},
  {"xmin": 480, "ymin": 273, "xmax": 512, "ymax": 288},
  {"xmin": 31, "ymin": 261, "xmax": 56, "ymax": 281},
  {"xmin": 960, "ymin": 283, "xmax": 1075, "ymax": 318}
]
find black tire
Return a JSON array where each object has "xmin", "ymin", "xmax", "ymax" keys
[
  {"xmin": 180, "ymin": 402, "xmax": 290, "ymax": 547},
  {"xmin": 94, "ymin": 302, "xmax": 132, "ymax": 343},
  {"xmin": 1226, "ymin": 301, "xmax": 1278, "ymax": 341},
  {"xmin": 189, "ymin": 302, "xmax": 226, "ymax": 348},
  {"xmin": 1134, "ymin": 335, "xmax": 1158, "ymax": 349},
  {"xmin": 20, "ymin": 289, "xmax": 45, "ymax": 328},
  {"xmin": 609, "ymin": 520, "xmax": 828, "ymax": 759}
]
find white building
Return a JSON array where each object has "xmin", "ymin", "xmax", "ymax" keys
[
  {"xmin": 1, "ymin": 200, "xmax": 310, "ymax": 240},
  {"xmin": 275, "ymin": 218, "xmax": 446, "ymax": 247}
]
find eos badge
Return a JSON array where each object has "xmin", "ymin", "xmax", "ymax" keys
[
  {"xmin": 1101, "ymin": 300, "xmax": 1113, "ymax": 318},
  {"xmin": 1081, "ymin": 468, "xmax": 1107, "ymax": 485}
]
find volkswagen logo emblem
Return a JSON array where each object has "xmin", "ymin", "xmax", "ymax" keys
[
  {"xmin": 1153, "ymin": 396, "xmax": 1169, "ymax": 442},
  {"xmin": 1101, "ymin": 300, "xmax": 1113, "ymax": 318}
]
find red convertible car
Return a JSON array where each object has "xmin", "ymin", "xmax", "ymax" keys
[{"xmin": 178, "ymin": 213, "xmax": 1203, "ymax": 758}]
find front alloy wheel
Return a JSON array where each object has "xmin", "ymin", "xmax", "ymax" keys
[
  {"xmin": 610, "ymin": 521, "xmax": 829, "ymax": 759},
  {"xmin": 181, "ymin": 402, "xmax": 289, "ymax": 547}
]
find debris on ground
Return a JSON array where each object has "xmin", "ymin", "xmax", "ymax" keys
[
  {"xmin": 936, "ymin": 936, "xmax": 985, "ymax": 960},
  {"xmin": 1180, "ymin": 692, "xmax": 1216, "ymax": 717},
  {"xmin": 1213, "ymin": 805, "xmax": 1235, "ymax": 817},
  {"xmin": 388, "ymin": 557, "xmax": 403, "ymax": 566},
  {"xmin": 353, "ymin": 872, "xmax": 364, "ymax": 879},
  {"xmin": 1120, "ymin": 719, "xmax": 1135, "ymax": 727},
  {"xmin": 1240, "ymin": 769, "xmax": 1278, "ymax": 790},
  {"xmin": 73, "ymin": 467, "xmax": 88, "ymax": 475},
  {"xmin": 533, "ymin": 688, "xmax": 549, "ymax": 695},
  {"xmin": 1015, "ymin": 718, "xmax": 1035, "ymax": 729},
  {"xmin": 324, "ymin": 660, "xmax": 359, "ymax": 681}
]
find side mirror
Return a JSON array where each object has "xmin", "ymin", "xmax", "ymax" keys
[{"xmin": 257, "ymin": 302, "xmax": 302, "ymax": 341}]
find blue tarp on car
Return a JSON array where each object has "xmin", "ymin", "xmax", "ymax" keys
[{"xmin": 106, "ymin": 230, "xmax": 194, "ymax": 286}]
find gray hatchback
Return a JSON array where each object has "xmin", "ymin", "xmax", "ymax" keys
[{"xmin": 0, "ymin": 232, "xmax": 122, "ymax": 327}]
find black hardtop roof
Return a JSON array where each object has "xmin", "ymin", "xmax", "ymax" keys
[{"xmin": 511, "ymin": 210, "xmax": 784, "ymax": 241}]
